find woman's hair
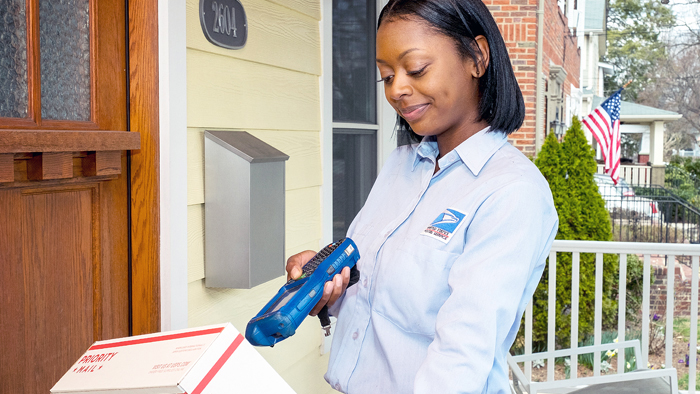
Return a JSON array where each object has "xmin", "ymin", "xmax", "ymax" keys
[{"xmin": 378, "ymin": 0, "xmax": 525, "ymax": 142}]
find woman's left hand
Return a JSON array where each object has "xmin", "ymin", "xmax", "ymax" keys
[{"xmin": 286, "ymin": 251, "xmax": 351, "ymax": 316}]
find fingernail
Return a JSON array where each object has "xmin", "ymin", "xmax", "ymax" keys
[
  {"xmin": 335, "ymin": 275, "xmax": 342, "ymax": 286},
  {"xmin": 291, "ymin": 266, "xmax": 301, "ymax": 278},
  {"xmin": 325, "ymin": 281, "xmax": 333, "ymax": 294}
]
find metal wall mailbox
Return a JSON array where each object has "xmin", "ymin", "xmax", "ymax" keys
[{"xmin": 204, "ymin": 131, "xmax": 289, "ymax": 288}]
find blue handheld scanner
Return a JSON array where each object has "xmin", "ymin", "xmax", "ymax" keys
[{"xmin": 245, "ymin": 238, "xmax": 360, "ymax": 347}]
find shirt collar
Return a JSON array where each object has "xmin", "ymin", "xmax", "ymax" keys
[
  {"xmin": 412, "ymin": 137, "xmax": 439, "ymax": 170},
  {"xmin": 411, "ymin": 126, "xmax": 508, "ymax": 176}
]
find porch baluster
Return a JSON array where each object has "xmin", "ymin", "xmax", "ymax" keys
[
  {"xmin": 594, "ymin": 252, "xmax": 604, "ymax": 376},
  {"xmin": 548, "ymin": 251, "xmax": 557, "ymax": 381},
  {"xmin": 618, "ymin": 253, "xmax": 627, "ymax": 373},
  {"xmin": 690, "ymin": 256, "xmax": 699, "ymax": 393},
  {"xmin": 571, "ymin": 252, "xmax": 580, "ymax": 379},
  {"xmin": 642, "ymin": 254, "xmax": 652, "ymax": 368},
  {"xmin": 666, "ymin": 255, "xmax": 676, "ymax": 369}
]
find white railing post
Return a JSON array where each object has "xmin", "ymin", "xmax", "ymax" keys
[
  {"xmin": 618, "ymin": 253, "xmax": 627, "ymax": 373},
  {"xmin": 548, "ymin": 251, "xmax": 556, "ymax": 381},
  {"xmin": 525, "ymin": 300, "xmax": 533, "ymax": 380},
  {"xmin": 666, "ymin": 255, "xmax": 675, "ymax": 370},
  {"xmin": 642, "ymin": 254, "xmax": 651, "ymax": 369},
  {"xmin": 571, "ymin": 252, "xmax": 580, "ymax": 379},
  {"xmin": 594, "ymin": 252, "xmax": 604, "ymax": 376},
  {"xmin": 690, "ymin": 256, "xmax": 699, "ymax": 393}
]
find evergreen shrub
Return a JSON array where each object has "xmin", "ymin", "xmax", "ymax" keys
[{"xmin": 526, "ymin": 117, "xmax": 619, "ymax": 349}]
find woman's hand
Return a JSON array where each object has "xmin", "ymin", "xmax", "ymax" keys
[{"xmin": 286, "ymin": 250, "xmax": 351, "ymax": 316}]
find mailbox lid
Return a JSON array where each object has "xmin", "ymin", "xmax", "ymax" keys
[{"xmin": 204, "ymin": 131, "xmax": 289, "ymax": 163}]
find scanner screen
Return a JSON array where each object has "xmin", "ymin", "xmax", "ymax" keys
[{"xmin": 267, "ymin": 283, "xmax": 303, "ymax": 313}]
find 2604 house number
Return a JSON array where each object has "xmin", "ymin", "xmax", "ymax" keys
[
  {"xmin": 200, "ymin": 0, "xmax": 247, "ymax": 49},
  {"xmin": 211, "ymin": 1, "xmax": 237, "ymax": 37}
]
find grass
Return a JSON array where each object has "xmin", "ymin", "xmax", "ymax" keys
[
  {"xmin": 673, "ymin": 317, "xmax": 700, "ymax": 344},
  {"xmin": 679, "ymin": 371, "xmax": 700, "ymax": 390}
]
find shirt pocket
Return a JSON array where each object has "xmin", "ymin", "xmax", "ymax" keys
[{"xmin": 372, "ymin": 242, "xmax": 460, "ymax": 336}]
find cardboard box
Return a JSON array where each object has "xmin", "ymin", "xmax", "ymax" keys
[{"xmin": 51, "ymin": 323, "xmax": 296, "ymax": 393}]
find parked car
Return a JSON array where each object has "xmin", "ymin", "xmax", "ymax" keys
[{"xmin": 593, "ymin": 174, "xmax": 660, "ymax": 219}]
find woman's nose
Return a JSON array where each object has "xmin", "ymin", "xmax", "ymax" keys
[{"xmin": 387, "ymin": 74, "xmax": 412, "ymax": 101}]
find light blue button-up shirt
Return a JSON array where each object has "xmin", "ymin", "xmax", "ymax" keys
[{"xmin": 325, "ymin": 128, "xmax": 558, "ymax": 393}]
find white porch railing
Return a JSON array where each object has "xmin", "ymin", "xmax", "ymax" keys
[
  {"xmin": 597, "ymin": 164, "xmax": 654, "ymax": 186},
  {"xmin": 519, "ymin": 240, "xmax": 700, "ymax": 391}
]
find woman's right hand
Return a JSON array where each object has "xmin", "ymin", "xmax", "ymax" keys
[{"xmin": 286, "ymin": 250, "xmax": 351, "ymax": 316}]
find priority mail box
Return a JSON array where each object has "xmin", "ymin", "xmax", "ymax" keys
[{"xmin": 51, "ymin": 323, "xmax": 295, "ymax": 393}]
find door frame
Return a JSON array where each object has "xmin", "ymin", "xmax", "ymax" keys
[
  {"xmin": 128, "ymin": 0, "xmax": 189, "ymax": 335},
  {"xmin": 128, "ymin": 0, "xmax": 161, "ymax": 335}
]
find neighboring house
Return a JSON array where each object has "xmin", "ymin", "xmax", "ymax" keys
[
  {"xmin": 672, "ymin": 128, "xmax": 700, "ymax": 158},
  {"xmin": 484, "ymin": 0, "xmax": 582, "ymax": 155},
  {"xmin": 0, "ymin": 0, "xmax": 585, "ymax": 392},
  {"xmin": 580, "ymin": 0, "xmax": 613, "ymax": 98}
]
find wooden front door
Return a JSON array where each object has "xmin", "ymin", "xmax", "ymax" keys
[{"xmin": 0, "ymin": 0, "xmax": 138, "ymax": 392}]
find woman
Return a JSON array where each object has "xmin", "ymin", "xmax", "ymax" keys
[{"xmin": 286, "ymin": 0, "xmax": 558, "ymax": 392}]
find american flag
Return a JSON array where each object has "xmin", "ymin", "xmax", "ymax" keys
[{"xmin": 582, "ymin": 89, "xmax": 622, "ymax": 184}]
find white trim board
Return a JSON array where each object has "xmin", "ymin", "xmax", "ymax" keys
[{"xmin": 158, "ymin": 0, "xmax": 188, "ymax": 331}]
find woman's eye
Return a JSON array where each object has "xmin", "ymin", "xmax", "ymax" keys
[
  {"xmin": 378, "ymin": 75, "xmax": 393, "ymax": 84},
  {"xmin": 407, "ymin": 65, "xmax": 428, "ymax": 77}
]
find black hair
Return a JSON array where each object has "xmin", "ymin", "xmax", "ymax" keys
[{"xmin": 378, "ymin": 0, "xmax": 525, "ymax": 142}]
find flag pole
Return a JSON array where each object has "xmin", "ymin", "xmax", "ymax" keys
[{"xmin": 622, "ymin": 80, "xmax": 632, "ymax": 89}]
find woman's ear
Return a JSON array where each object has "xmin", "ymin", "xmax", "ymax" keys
[{"xmin": 471, "ymin": 35, "xmax": 490, "ymax": 78}]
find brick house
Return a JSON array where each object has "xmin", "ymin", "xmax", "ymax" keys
[{"xmin": 483, "ymin": 0, "xmax": 583, "ymax": 156}]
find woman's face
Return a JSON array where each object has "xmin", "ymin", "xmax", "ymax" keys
[{"xmin": 376, "ymin": 17, "xmax": 489, "ymax": 152}]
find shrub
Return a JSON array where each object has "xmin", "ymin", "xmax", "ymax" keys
[
  {"xmin": 666, "ymin": 157, "xmax": 700, "ymax": 209},
  {"xmin": 528, "ymin": 117, "xmax": 619, "ymax": 349}
]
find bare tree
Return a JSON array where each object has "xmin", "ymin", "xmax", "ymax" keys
[{"xmin": 638, "ymin": 5, "xmax": 700, "ymax": 159}]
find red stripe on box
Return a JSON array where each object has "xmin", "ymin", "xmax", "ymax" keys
[
  {"xmin": 89, "ymin": 327, "xmax": 225, "ymax": 350},
  {"xmin": 190, "ymin": 334, "xmax": 245, "ymax": 394}
]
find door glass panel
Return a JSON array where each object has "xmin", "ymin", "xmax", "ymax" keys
[
  {"xmin": 333, "ymin": 129, "xmax": 377, "ymax": 240},
  {"xmin": 40, "ymin": 0, "xmax": 91, "ymax": 121},
  {"xmin": 0, "ymin": 0, "xmax": 28, "ymax": 118},
  {"xmin": 332, "ymin": 0, "xmax": 376, "ymax": 124}
]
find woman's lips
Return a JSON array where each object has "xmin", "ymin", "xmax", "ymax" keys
[{"xmin": 400, "ymin": 104, "xmax": 429, "ymax": 122}]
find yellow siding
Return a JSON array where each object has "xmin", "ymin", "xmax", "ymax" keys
[
  {"xmin": 186, "ymin": 0, "xmax": 328, "ymax": 392},
  {"xmin": 267, "ymin": 0, "xmax": 321, "ymax": 20},
  {"xmin": 186, "ymin": 0, "xmax": 321, "ymax": 75},
  {"xmin": 187, "ymin": 49, "xmax": 320, "ymax": 131}
]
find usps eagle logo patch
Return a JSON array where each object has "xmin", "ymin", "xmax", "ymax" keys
[{"xmin": 421, "ymin": 208, "xmax": 467, "ymax": 243}]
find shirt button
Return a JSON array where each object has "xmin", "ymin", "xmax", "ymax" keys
[
  {"xmin": 362, "ymin": 278, "xmax": 368, "ymax": 287},
  {"xmin": 335, "ymin": 383, "xmax": 342, "ymax": 391},
  {"xmin": 352, "ymin": 331, "xmax": 359, "ymax": 340}
]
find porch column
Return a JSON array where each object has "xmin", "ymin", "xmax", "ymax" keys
[{"xmin": 649, "ymin": 120, "xmax": 665, "ymax": 186}]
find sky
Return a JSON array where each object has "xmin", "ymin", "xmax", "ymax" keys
[{"xmin": 667, "ymin": 0, "xmax": 699, "ymax": 41}]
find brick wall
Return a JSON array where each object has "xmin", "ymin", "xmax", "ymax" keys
[
  {"xmin": 649, "ymin": 266, "xmax": 700, "ymax": 318},
  {"xmin": 483, "ymin": 0, "xmax": 580, "ymax": 156}
]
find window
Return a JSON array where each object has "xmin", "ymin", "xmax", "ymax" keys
[
  {"xmin": 1, "ymin": 0, "xmax": 94, "ymax": 126},
  {"xmin": 547, "ymin": 65, "xmax": 568, "ymax": 139},
  {"xmin": 332, "ymin": 0, "xmax": 379, "ymax": 240}
]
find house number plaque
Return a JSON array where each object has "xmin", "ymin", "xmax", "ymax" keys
[{"xmin": 200, "ymin": 0, "xmax": 248, "ymax": 49}]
